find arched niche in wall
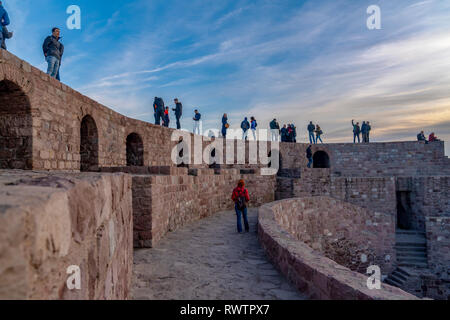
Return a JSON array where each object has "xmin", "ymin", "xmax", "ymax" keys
[
  {"xmin": 80, "ymin": 115, "xmax": 99, "ymax": 172},
  {"xmin": 126, "ymin": 132, "xmax": 144, "ymax": 166},
  {"xmin": 313, "ymin": 151, "xmax": 330, "ymax": 169},
  {"xmin": 0, "ymin": 80, "xmax": 33, "ymax": 169}
]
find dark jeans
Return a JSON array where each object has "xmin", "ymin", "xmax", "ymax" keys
[
  {"xmin": 154, "ymin": 108, "xmax": 165, "ymax": 125},
  {"xmin": 176, "ymin": 116, "xmax": 181, "ymax": 129},
  {"xmin": 307, "ymin": 157, "xmax": 313, "ymax": 168},
  {"xmin": 354, "ymin": 133, "xmax": 360, "ymax": 143},
  {"xmin": 309, "ymin": 132, "xmax": 316, "ymax": 144},
  {"xmin": 235, "ymin": 204, "xmax": 249, "ymax": 233}
]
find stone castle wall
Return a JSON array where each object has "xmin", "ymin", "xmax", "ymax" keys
[
  {"xmin": 258, "ymin": 198, "xmax": 417, "ymax": 300},
  {"xmin": 0, "ymin": 171, "xmax": 133, "ymax": 300},
  {"xmin": 100, "ymin": 166, "xmax": 275, "ymax": 248},
  {"xmin": 1, "ymin": 49, "xmax": 449, "ymax": 176},
  {"xmin": 270, "ymin": 197, "xmax": 396, "ymax": 275}
]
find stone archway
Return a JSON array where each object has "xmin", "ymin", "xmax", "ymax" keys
[
  {"xmin": 313, "ymin": 151, "xmax": 330, "ymax": 169},
  {"xmin": 126, "ymin": 133, "xmax": 144, "ymax": 166},
  {"xmin": 0, "ymin": 80, "xmax": 33, "ymax": 169},
  {"xmin": 80, "ymin": 115, "xmax": 99, "ymax": 172}
]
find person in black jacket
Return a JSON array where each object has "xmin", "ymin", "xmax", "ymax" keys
[
  {"xmin": 172, "ymin": 98, "xmax": 183, "ymax": 129},
  {"xmin": 352, "ymin": 120, "xmax": 361, "ymax": 143},
  {"xmin": 153, "ymin": 97, "xmax": 165, "ymax": 126},
  {"xmin": 306, "ymin": 145, "xmax": 313, "ymax": 168},
  {"xmin": 43, "ymin": 27, "xmax": 64, "ymax": 79}
]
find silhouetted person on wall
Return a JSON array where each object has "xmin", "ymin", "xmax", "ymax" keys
[
  {"xmin": 308, "ymin": 121, "xmax": 316, "ymax": 144},
  {"xmin": 241, "ymin": 117, "xmax": 250, "ymax": 141},
  {"xmin": 361, "ymin": 121, "xmax": 368, "ymax": 143},
  {"xmin": 270, "ymin": 119, "xmax": 280, "ymax": 141},
  {"xmin": 250, "ymin": 116, "xmax": 258, "ymax": 141},
  {"xmin": 306, "ymin": 145, "xmax": 313, "ymax": 168},
  {"xmin": 231, "ymin": 179, "xmax": 250, "ymax": 233},
  {"xmin": 0, "ymin": 1, "xmax": 11, "ymax": 50},
  {"xmin": 153, "ymin": 97, "xmax": 165, "ymax": 126},
  {"xmin": 172, "ymin": 98, "xmax": 182, "ymax": 129},
  {"xmin": 43, "ymin": 27, "xmax": 64, "ymax": 79},
  {"xmin": 352, "ymin": 120, "xmax": 361, "ymax": 143},
  {"xmin": 417, "ymin": 131, "xmax": 428, "ymax": 144},
  {"xmin": 366, "ymin": 121, "xmax": 372, "ymax": 143},
  {"xmin": 280, "ymin": 125, "xmax": 287, "ymax": 142},
  {"xmin": 163, "ymin": 107, "xmax": 170, "ymax": 127},
  {"xmin": 429, "ymin": 132, "xmax": 440, "ymax": 142},
  {"xmin": 193, "ymin": 109, "xmax": 201, "ymax": 134},
  {"xmin": 222, "ymin": 113, "xmax": 229, "ymax": 138},
  {"xmin": 315, "ymin": 125, "xmax": 323, "ymax": 143}
]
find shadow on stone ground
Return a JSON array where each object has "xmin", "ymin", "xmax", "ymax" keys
[{"xmin": 133, "ymin": 209, "xmax": 307, "ymax": 300}]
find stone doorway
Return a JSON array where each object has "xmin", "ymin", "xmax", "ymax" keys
[
  {"xmin": 396, "ymin": 191, "xmax": 414, "ymax": 230},
  {"xmin": 80, "ymin": 115, "xmax": 99, "ymax": 172},
  {"xmin": 0, "ymin": 80, "xmax": 33, "ymax": 170}
]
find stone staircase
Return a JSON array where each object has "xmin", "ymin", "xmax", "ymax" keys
[
  {"xmin": 385, "ymin": 230, "xmax": 428, "ymax": 288},
  {"xmin": 395, "ymin": 230, "xmax": 428, "ymax": 268},
  {"xmin": 385, "ymin": 267, "xmax": 412, "ymax": 288}
]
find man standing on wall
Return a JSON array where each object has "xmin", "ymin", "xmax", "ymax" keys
[
  {"xmin": 308, "ymin": 121, "xmax": 316, "ymax": 144},
  {"xmin": 172, "ymin": 98, "xmax": 183, "ymax": 130},
  {"xmin": 270, "ymin": 119, "xmax": 280, "ymax": 141},
  {"xmin": 366, "ymin": 121, "xmax": 372, "ymax": 143},
  {"xmin": 0, "ymin": 1, "xmax": 12, "ymax": 50},
  {"xmin": 193, "ymin": 109, "xmax": 201, "ymax": 134},
  {"xmin": 241, "ymin": 117, "xmax": 250, "ymax": 141},
  {"xmin": 153, "ymin": 97, "xmax": 165, "ymax": 126},
  {"xmin": 43, "ymin": 27, "xmax": 64, "ymax": 79},
  {"xmin": 352, "ymin": 120, "xmax": 361, "ymax": 143}
]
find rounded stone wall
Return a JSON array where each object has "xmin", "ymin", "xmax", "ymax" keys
[{"xmin": 257, "ymin": 197, "xmax": 418, "ymax": 300}]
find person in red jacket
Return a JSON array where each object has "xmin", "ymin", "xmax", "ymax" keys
[
  {"xmin": 231, "ymin": 179, "xmax": 250, "ymax": 233},
  {"xmin": 428, "ymin": 132, "xmax": 439, "ymax": 142}
]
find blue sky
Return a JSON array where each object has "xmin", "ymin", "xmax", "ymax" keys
[{"xmin": 4, "ymin": 0, "xmax": 450, "ymax": 154}]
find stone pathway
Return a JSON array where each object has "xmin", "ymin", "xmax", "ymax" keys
[{"xmin": 132, "ymin": 209, "xmax": 306, "ymax": 300}]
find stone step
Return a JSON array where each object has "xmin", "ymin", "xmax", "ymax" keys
[
  {"xmin": 397, "ymin": 252, "xmax": 427, "ymax": 258},
  {"xmin": 385, "ymin": 277, "xmax": 403, "ymax": 288},
  {"xmin": 397, "ymin": 231, "xmax": 427, "ymax": 237},
  {"xmin": 396, "ymin": 242, "xmax": 427, "ymax": 248},
  {"xmin": 398, "ymin": 261, "xmax": 428, "ymax": 269},
  {"xmin": 392, "ymin": 271, "xmax": 408, "ymax": 282},
  {"xmin": 390, "ymin": 274, "xmax": 406, "ymax": 285},
  {"xmin": 398, "ymin": 256, "xmax": 428, "ymax": 263},
  {"xmin": 396, "ymin": 267, "xmax": 412, "ymax": 277},
  {"xmin": 395, "ymin": 246, "xmax": 427, "ymax": 253}
]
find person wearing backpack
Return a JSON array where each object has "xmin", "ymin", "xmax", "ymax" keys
[
  {"xmin": 315, "ymin": 125, "xmax": 324, "ymax": 143},
  {"xmin": 250, "ymin": 117, "xmax": 258, "ymax": 141},
  {"xmin": 153, "ymin": 97, "xmax": 165, "ymax": 126},
  {"xmin": 231, "ymin": 179, "xmax": 250, "ymax": 233},
  {"xmin": 352, "ymin": 120, "xmax": 361, "ymax": 143},
  {"xmin": 241, "ymin": 117, "xmax": 250, "ymax": 141}
]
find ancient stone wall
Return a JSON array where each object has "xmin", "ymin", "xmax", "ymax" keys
[
  {"xmin": 258, "ymin": 199, "xmax": 417, "ymax": 300},
  {"xmin": 0, "ymin": 171, "xmax": 133, "ymax": 300},
  {"xmin": 101, "ymin": 167, "xmax": 275, "ymax": 248},
  {"xmin": 425, "ymin": 216, "xmax": 450, "ymax": 300},
  {"xmin": 277, "ymin": 169, "xmax": 397, "ymax": 217},
  {"xmin": 270, "ymin": 197, "xmax": 396, "ymax": 274},
  {"xmin": 2, "ymin": 49, "xmax": 449, "ymax": 176},
  {"xmin": 279, "ymin": 141, "xmax": 449, "ymax": 177}
]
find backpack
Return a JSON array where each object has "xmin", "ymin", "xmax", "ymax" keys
[{"xmin": 237, "ymin": 192, "xmax": 247, "ymax": 210}]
